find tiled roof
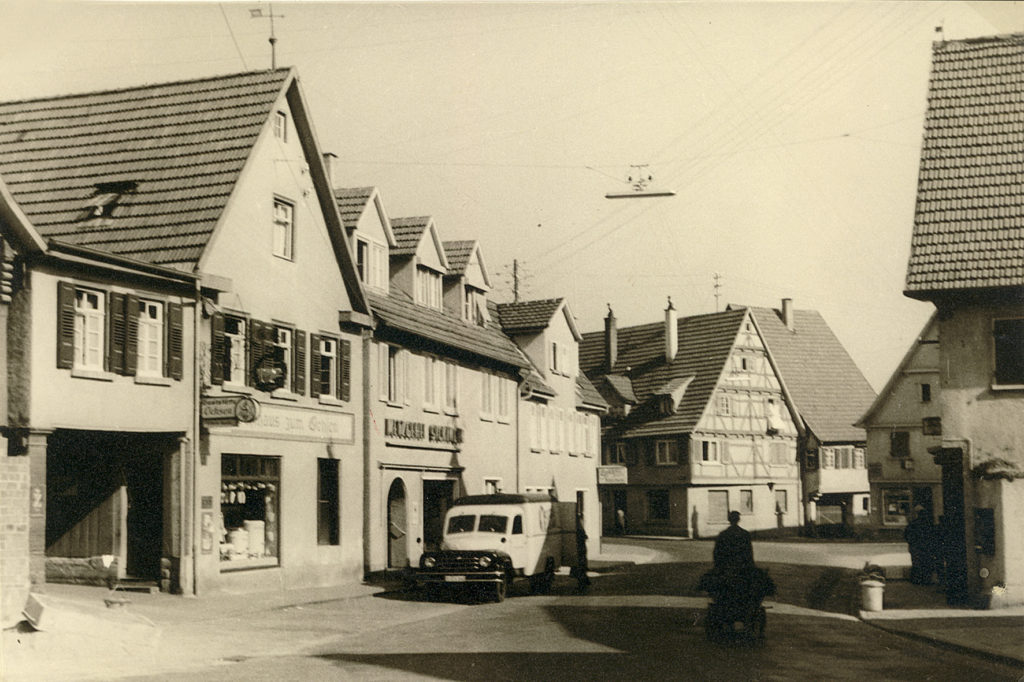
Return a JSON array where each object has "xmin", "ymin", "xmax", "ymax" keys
[
  {"xmin": 443, "ymin": 240, "xmax": 476, "ymax": 275},
  {"xmin": 905, "ymin": 34, "xmax": 1024, "ymax": 295},
  {"xmin": 367, "ymin": 291, "xmax": 527, "ymax": 369},
  {"xmin": 576, "ymin": 374, "xmax": 608, "ymax": 411},
  {"xmin": 747, "ymin": 306, "xmax": 876, "ymax": 443},
  {"xmin": 496, "ymin": 298, "xmax": 564, "ymax": 334},
  {"xmin": 0, "ymin": 69, "xmax": 291, "ymax": 270},
  {"xmin": 334, "ymin": 187, "xmax": 375, "ymax": 230},
  {"xmin": 580, "ymin": 308, "xmax": 747, "ymax": 438},
  {"xmin": 390, "ymin": 216, "xmax": 430, "ymax": 256}
]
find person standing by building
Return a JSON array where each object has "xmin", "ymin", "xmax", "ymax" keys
[
  {"xmin": 571, "ymin": 509, "xmax": 590, "ymax": 591},
  {"xmin": 615, "ymin": 507, "xmax": 626, "ymax": 535},
  {"xmin": 904, "ymin": 506, "xmax": 936, "ymax": 585},
  {"xmin": 713, "ymin": 510, "xmax": 754, "ymax": 575}
]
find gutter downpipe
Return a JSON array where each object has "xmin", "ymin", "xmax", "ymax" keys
[
  {"xmin": 189, "ymin": 277, "xmax": 201, "ymax": 597},
  {"xmin": 362, "ymin": 327, "xmax": 373, "ymax": 578}
]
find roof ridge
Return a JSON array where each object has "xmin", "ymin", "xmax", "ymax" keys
[{"xmin": 0, "ymin": 68, "xmax": 292, "ymax": 107}]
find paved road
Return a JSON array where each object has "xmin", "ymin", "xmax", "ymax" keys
[{"xmin": 126, "ymin": 539, "xmax": 1021, "ymax": 682}]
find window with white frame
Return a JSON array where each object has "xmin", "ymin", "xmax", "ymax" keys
[
  {"xmin": 272, "ymin": 198, "xmax": 294, "ymax": 260},
  {"xmin": 480, "ymin": 371, "xmax": 495, "ymax": 418},
  {"xmin": 223, "ymin": 316, "xmax": 247, "ymax": 385},
  {"xmin": 702, "ymin": 440, "xmax": 719, "ymax": 463},
  {"xmin": 136, "ymin": 299, "xmax": 163, "ymax": 377},
  {"xmin": 388, "ymin": 346, "xmax": 407, "ymax": 403},
  {"xmin": 484, "ymin": 479, "xmax": 501, "ymax": 495},
  {"xmin": 356, "ymin": 237, "xmax": 388, "ymax": 290},
  {"xmin": 655, "ymin": 439, "xmax": 679, "ymax": 465},
  {"xmin": 423, "ymin": 355, "xmax": 437, "ymax": 410},
  {"xmin": 270, "ymin": 326, "xmax": 293, "ymax": 390},
  {"xmin": 496, "ymin": 376, "xmax": 510, "ymax": 422},
  {"xmin": 273, "ymin": 111, "xmax": 287, "ymax": 141},
  {"xmin": 444, "ymin": 362, "xmax": 458, "ymax": 413},
  {"xmin": 316, "ymin": 337, "xmax": 337, "ymax": 397},
  {"xmin": 415, "ymin": 266, "xmax": 443, "ymax": 309},
  {"xmin": 463, "ymin": 286, "xmax": 487, "ymax": 326},
  {"xmin": 717, "ymin": 395, "xmax": 730, "ymax": 416},
  {"xmin": 74, "ymin": 287, "xmax": 105, "ymax": 370}
]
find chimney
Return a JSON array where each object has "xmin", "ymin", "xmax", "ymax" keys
[
  {"xmin": 322, "ymin": 152, "xmax": 338, "ymax": 189},
  {"xmin": 604, "ymin": 304, "xmax": 617, "ymax": 372},
  {"xmin": 665, "ymin": 296, "xmax": 678, "ymax": 362},
  {"xmin": 782, "ymin": 298, "xmax": 794, "ymax": 331}
]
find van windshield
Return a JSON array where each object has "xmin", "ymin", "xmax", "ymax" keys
[
  {"xmin": 447, "ymin": 515, "xmax": 476, "ymax": 534},
  {"xmin": 478, "ymin": 515, "xmax": 508, "ymax": 533}
]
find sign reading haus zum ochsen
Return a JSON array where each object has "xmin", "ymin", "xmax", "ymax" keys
[{"xmin": 385, "ymin": 418, "xmax": 462, "ymax": 449}]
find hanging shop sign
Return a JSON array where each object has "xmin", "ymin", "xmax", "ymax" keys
[
  {"xmin": 201, "ymin": 395, "xmax": 260, "ymax": 424},
  {"xmin": 385, "ymin": 418, "xmax": 463, "ymax": 447},
  {"xmin": 597, "ymin": 465, "xmax": 628, "ymax": 485}
]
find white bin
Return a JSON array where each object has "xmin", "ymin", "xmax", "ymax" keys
[{"xmin": 860, "ymin": 580, "xmax": 884, "ymax": 612}]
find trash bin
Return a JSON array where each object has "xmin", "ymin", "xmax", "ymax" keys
[{"xmin": 860, "ymin": 580, "xmax": 884, "ymax": 612}]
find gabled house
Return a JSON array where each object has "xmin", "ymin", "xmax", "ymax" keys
[
  {"xmin": 903, "ymin": 34, "xmax": 1024, "ymax": 607},
  {"xmin": 742, "ymin": 300, "xmax": 877, "ymax": 535},
  {"xmin": 856, "ymin": 315, "xmax": 942, "ymax": 535},
  {"xmin": 496, "ymin": 298, "xmax": 606, "ymax": 553},
  {"xmin": 580, "ymin": 302, "xmax": 801, "ymax": 538},
  {"xmin": 0, "ymin": 68, "xmax": 372, "ymax": 602},
  {"xmin": 336, "ymin": 189, "xmax": 529, "ymax": 572}
]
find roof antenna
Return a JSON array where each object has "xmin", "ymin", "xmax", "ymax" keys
[
  {"xmin": 934, "ymin": 21, "xmax": 945, "ymax": 44},
  {"xmin": 250, "ymin": 4, "xmax": 285, "ymax": 69}
]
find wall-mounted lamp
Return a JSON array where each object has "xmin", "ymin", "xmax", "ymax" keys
[{"xmin": 767, "ymin": 481, "xmax": 775, "ymax": 491}]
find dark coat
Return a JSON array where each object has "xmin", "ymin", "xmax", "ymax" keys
[{"xmin": 713, "ymin": 524, "xmax": 754, "ymax": 574}]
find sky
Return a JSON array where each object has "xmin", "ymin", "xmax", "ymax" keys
[{"xmin": 2, "ymin": 1, "xmax": 1022, "ymax": 391}]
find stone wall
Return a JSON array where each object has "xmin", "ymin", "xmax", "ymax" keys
[{"xmin": 1, "ymin": 449, "xmax": 30, "ymax": 626}]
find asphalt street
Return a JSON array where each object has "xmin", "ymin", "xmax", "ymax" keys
[{"xmin": 120, "ymin": 539, "xmax": 1022, "ymax": 682}]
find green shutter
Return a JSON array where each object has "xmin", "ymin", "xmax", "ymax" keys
[
  {"xmin": 108, "ymin": 292, "xmax": 126, "ymax": 374},
  {"xmin": 293, "ymin": 329, "xmax": 306, "ymax": 395},
  {"xmin": 210, "ymin": 313, "xmax": 225, "ymax": 385},
  {"xmin": 339, "ymin": 338, "xmax": 351, "ymax": 402},
  {"xmin": 56, "ymin": 281, "xmax": 76, "ymax": 369},
  {"xmin": 309, "ymin": 333, "xmax": 322, "ymax": 398},
  {"xmin": 167, "ymin": 301, "xmax": 183, "ymax": 380}
]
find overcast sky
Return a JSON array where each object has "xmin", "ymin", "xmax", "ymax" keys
[{"xmin": 3, "ymin": 1, "xmax": 1022, "ymax": 390}]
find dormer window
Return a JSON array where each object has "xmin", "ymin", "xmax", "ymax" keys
[
  {"xmin": 274, "ymin": 111, "xmax": 287, "ymax": 141},
  {"xmin": 78, "ymin": 181, "xmax": 137, "ymax": 221},
  {"xmin": 356, "ymin": 236, "xmax": 388, "ymax": 290},
  {"xmin": 415, "ymin": 265, "xmax": 442, "ymax": 309},
  {"xmin": 463, "ymin": 286, "xmax": 487, "ymax": 326}
]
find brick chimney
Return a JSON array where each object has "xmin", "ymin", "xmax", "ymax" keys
[
  {"xmin": 782, "ymin": 298, "xmax": 794, "ymax": 331},
  {"xmin": 604, "ymin": 304, "xmax": 617, "ymax": 372},
  {"xmin": 665, "ymin": 296, "xmax": 677, "ymax": 362}
]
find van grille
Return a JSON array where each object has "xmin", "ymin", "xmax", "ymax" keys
[{"xmin": 432, "ymin": 551, "xmax": 493, "ymax": 571}]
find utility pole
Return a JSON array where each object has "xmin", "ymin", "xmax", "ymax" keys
[
  {"xmin": 713, "ymin": 272, "xmax": 722, "ymax": 312},
  {"xmin": 250, "ymin": 4, "xmax": 285, "ymax": 69}
]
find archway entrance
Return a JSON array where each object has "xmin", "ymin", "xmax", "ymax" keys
[{"xmin": 387, "ymin": 479, "xmax": 408, "ymax": 569}]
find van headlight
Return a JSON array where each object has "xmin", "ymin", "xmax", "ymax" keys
[
  {"xmin": 477, "ymin": 555, "xmax": 492, "ymax": 569},
  {"xmin": 422, "ymin": 556, "xmax": 436, "ymax": 569}
]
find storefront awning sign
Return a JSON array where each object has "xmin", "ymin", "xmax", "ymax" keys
[
  {"xmin": 201, "ymin": 395, "xmax": 260, "ymax": 424},
  {"xmin": 597, "ymin": 465, "xmax": 628, "ymax": 485}
]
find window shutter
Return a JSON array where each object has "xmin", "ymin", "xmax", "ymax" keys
[
  {"xmin": 210, "ymin": 313, "xmax": 225, "ymax": 385},
  {"xmin": 248, "ymin": 319, "xmax": 264, "ymax": 387},
  {"xmin": 721, "ymin": 440, "xmax": 732, "ymax": 464},
  {"xmin": 293, "ymin": 329, "xmax": 306, "ymax": 395},
  {"xmin": 56, "ymin": 281, "xmax": 76, "ymax": 369},
  {"xmin": 123, "ymin": 294, "xmax": 138, "ymax": 377},
  {"xmin": 339, "ymin": 338, "xmax": 351, "ymax": 401},
  {"xmin": 309, "ymin": 333, "xmax": 322, "ymax": 398},
  {"xmin": 107, "ymin": 292, "xmax": 126, "ymax": 374},
  {"xmin": 167, "ymin": 301, "xmax": 183, "ymax": 380}
]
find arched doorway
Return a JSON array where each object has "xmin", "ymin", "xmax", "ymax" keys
[{"xmin": 387, "ymin": 479, "xmax": 408, "ymax": 569}]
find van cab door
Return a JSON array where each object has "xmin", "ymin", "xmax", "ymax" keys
[{"xmin": 506, "ymin": 513, "xmax": 528, "ymax": 571}]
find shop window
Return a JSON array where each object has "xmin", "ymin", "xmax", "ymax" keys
[
  {"xmin": 318, "ymin": 458, "xmax": 339, "ymax": 546},
  {"xmin": 775, "ymin": 489, "xmax": 788, "ymax": 514},
  {"xmin": 708, "ymin": 490, "xmax": 728, "ymax": 524},
  {"xmin": 646, "ymin": 490, "xmax": 670, "ymax": 521},
  {"xmin": 890, "ymin": 431, "xmax": 910, "ymax": 458},
  {"xmin": 740, "ymin": 489, "xmax": 753, "ymax": 514},
  {"xmin": 882, "ymin": 488, "xmax": 911, "ymax": 525},
  {"xmin": 221, "ymin": 454, "xmax": 280, "ymax": 569},
  {"xmin": 993, "ymin": 318, "xmax": 1024, "ymax": 386}
]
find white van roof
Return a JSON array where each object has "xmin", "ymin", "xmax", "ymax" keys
[{"xmin": 452, "ymin": 493, "xmax": 553, "ymax": 507}]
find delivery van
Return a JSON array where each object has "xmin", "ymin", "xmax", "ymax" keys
[{"xmin": 415, "ymin": 493, "xmax": 577, "ymax": 602}]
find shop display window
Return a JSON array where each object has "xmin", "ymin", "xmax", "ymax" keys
[{"xmin": 220, "ymin": 454, "xmax": 280, "ymax": 569}]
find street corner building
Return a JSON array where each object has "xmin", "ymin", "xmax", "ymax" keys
[
  {"xmin": 579, "ymin": 298, "xmax": 875, "ymax": 540},
  {"xmin": 901, "ymin": 33, "xmax": 1024, "ymax": 608},
  {"xmin": 0, "ymin": 68, "xmax": 373, "ymax": 613}
]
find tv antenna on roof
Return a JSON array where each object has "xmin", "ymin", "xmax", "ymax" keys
[
  {"xmin": 250, "ymin": 4, "xmax": 285, "ymax": 69},
  {"xmin": 605, "ymin": 164, "xmax": 675, "ymax": 199}
]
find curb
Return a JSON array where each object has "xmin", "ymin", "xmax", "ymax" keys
[{"xmin": 857, "ymin": 615, "xmax": 1024, "ymax": 670}]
